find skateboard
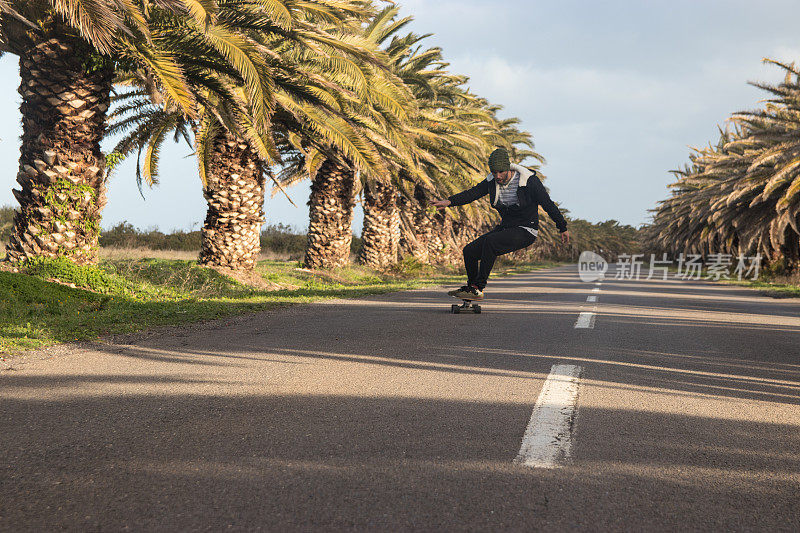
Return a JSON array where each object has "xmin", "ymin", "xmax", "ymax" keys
[{"xmin": 450, "ymin": 297, "xmax": 482, "ymax": 314}]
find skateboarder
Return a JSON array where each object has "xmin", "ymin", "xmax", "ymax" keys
[{"xmin": 432, "ymin": 147, "xmax": 570, "ymax": 300}]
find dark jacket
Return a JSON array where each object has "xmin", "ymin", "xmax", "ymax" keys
[{"xmin": 447, "ymin": 164, "xmax": 568, "ymax": 232}]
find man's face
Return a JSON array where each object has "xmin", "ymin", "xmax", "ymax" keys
[{"xmin": 493, "ymin": 170, "xmax": 512, "ymax": 185}]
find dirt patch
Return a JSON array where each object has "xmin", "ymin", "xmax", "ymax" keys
[{"xmin": 206, "ymin": 265, "xmax": 293, "ymax": 291}]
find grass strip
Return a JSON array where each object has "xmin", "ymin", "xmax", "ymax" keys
[
  {"xmin": 0, "ymin": 256, "xmax": 561, "ymax": 356},
  {"xmin": 717, "ymin": 277, "xmax": 800, "ymax": 298}
]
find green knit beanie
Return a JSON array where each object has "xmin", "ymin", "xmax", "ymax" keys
[{"xmin": 488, "ymin": 148, "xmax": 510, "ymax": 173}]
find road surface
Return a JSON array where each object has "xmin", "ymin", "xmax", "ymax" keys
[{"xmin": 1, "ymin": 265, "xmax": 799, "ymax": 531}]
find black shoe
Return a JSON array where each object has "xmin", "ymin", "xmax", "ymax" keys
[
  {"xmin": 448, "ymin": 285, "xmax": 484, "ymax": 300},
  {"xmin": 447, "ymin": 285, "xmax": 471, "ymax": 296}
]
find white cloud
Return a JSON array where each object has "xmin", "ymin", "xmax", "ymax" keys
[
  {"xmin": 449, "ymin": 55, "xmax": 704, "ymax": 126},
  {"xmin": 444, "ymin": 53, "xmax": 797, "ymax": 136}
]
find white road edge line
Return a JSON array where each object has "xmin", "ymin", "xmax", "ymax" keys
[
  {"xmin": 515, "ymin": 364, "xmax": 583, "ymax": 468},
  {"xmin": 586, "ymin": 295, "xmax": 597, "ymax": 302},
  {"xmin": 574, "ymin": 311, "xmax": 595, "ymax": 329}
]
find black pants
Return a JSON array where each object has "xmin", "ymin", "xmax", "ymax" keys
[{"xmin": 463, "ymin": 226, "xmax": 537, "ymax": 290}]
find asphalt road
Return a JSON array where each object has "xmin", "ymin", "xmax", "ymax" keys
[{"xmin": 1, "ymin": 265, "xmax": 799, "ymax": 531}]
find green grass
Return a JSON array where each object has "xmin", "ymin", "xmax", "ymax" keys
[
  {"xmin": 719, "ymin": 276, "xmax": 800, "ymax": 298},
  {"xmin": 0, "ymin": 256, "xmax": 561, "ymax": 356},
  {"xmin": 662, "ymin": 263, "xmax": 800, "ymax": 298}
]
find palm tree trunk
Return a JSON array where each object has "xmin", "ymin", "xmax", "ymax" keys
[
  {"xmin": 198, "ymin": 131, "xmax": 265, "ymax": 271},
  {"xmin": 398, "ymin": 184, "xmax": 433, "ymax": 263},
  {"xmin": 358, "ymin": 180, "xmax": 399, "ymax": 269},
  {"xmin": 429, "ymin": 211, "xmax": 460, "ymax": 265},
  {"xmin": 6, "ymin": 36, "xmax": 112, "ymax": 264},
  {"xmin": 305, "ymin": 160, "xmax": 356, "ymax": 269}
]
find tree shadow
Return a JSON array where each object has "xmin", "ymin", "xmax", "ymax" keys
[
  {"xmin": 2, "ymin": 265, "xmax": 799, "ymax": 529},
  {"xmin": 0, "ymin": 392, "xmax": 797, "ymax": 531},
  {"xmin": 55, "ymin": 271, "xmax": 800, "ymax": 407}
]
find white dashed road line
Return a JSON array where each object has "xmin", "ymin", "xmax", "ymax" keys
[
  {"xmin": 574, "ymin": 312, "xmax": 596, "ymax": 329},
  {"xmin": 515, "ymin": 364, "xmax": 583, "ymax": 468},
  {"xmin": 577, "ymin": 279, "xmax": 600, "ymax": 328}
]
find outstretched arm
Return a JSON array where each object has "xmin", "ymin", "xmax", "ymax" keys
[
  {"xmin": 432, "ymin": 181, "xmax": 490, "ymax": 210},
  {"xmin": 530, "ymin": 175, "xmax": 570, "ymax": 244}
]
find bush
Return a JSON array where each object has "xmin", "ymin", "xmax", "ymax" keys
[
  {"xmin": 23, "ymin": 256, "xmax": 130, "ymax": 294},
  {"xmin": 259, "ymin": 223, "xmax": 306, "ymax": 255},
  {"xmin": 0, "ymin": 205, "xmax": 15, "ymax": 242},
  {"xmin": 259, "ymin": 223, "xmax": 363, "ymax": 256},
  {"xmin": 100, "ymin": 222, "xmax": 201, "ymax": 251},
  {"xmin": 97, "ymin": 221, "xmax": 368, "ymax": 261},
  {"xmin": 388, "ymin": 256, "xmax": 433, "ymax": 277},
  {"xmin": 350, "ymin": 235, "xmax": 363, "ymax": 255},
  {"xmin": 764, "ymin": 255, "xmax": 788, "ymax": 276},
  {"xmin": 105, "ymin": 258, "xmax": 247, "ymax": 298}
]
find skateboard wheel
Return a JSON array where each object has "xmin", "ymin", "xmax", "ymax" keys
[
  {"xmin": 451, "ymin": 304, "xmax": 460, "ymax": 314},
  {"xmin": 474, "ymin": 305, "xmax": 481, "ymax": 314}
]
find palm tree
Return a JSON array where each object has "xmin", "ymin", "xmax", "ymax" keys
[
  {"xmin": 107, "ymin": 3, "xmax": 277, "ymax": 270},
  {"xmin": 728, "ymin": 60, "xmax": 800, "ymax": 266},
  {"xmin": 303, "ymin": 160, "xmax": 360, "ymax": 267},
  {"xmin": 348, "ymin": 8, "xmax": 501, "ymax": 268},
  {"xmin": 275, "ymin": 6, "xmax": 550, "ymax": 271},
  {"xmin": 645, "ymin": 60, "xmax": 800, "ymax": 270},
  {"xmin": 197, "ymin": 1, "xmax": 386, "ymax": 270},
  {"xmin": 564, "ymin": 219, "xmax": 639, "ymax": 261},
  {"xmin": 359, "ymin": 178, "xmax": 401, "ymax": 268},
  {"xmin": 276, "ymin": 8, "xmax": 419, "ymax": 269},
  {"xmin": 1, "ymin": 0, "xmax": 196, "ymax": 264},
  {"xmin": 197, "ymin": 126, "xmax": 268, "ymax": 270},
  {"xmin": 111, "ymin": 0, "xmax": 389, "ymax": 270}
]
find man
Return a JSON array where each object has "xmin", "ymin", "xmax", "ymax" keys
[{"xmin": 432, "ymin": 147, "xmax": 570, "ymax": 300}]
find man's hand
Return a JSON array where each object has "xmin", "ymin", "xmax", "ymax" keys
[
  {"xmin": 431, "ymin": 199, "xmax": 451, "ymax": 210},
  {"xmin": 561, "ymin": 230, "xmax": 570, "ymax": 245}
]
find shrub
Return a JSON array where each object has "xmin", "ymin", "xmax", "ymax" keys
[
  {"xmin": 259, "ymin": 224, "xmax": 361, "ymax": 256},
  {"xmin": 23, "ymin": 256, "xmax": 129, "ymax": 294},
  {"xmin": 101, "ymin": 221, "xmax": 324, "ymax": 257},
  {"xmin": 764, "ymin": 255, "xmax": 788, "ymax": 276},
  {"xmin": 0, "ymin": 205, "xmax": 15, "ymax": 242},
  {"xmin": 259, "ymin": 223, "xmax": 306, "ymax": 255},
  {"xmin": 350, "ymin": 235, "xmax": 363, "ymax": 255},
  {"xmin": 100, "ymin": 222, "xmax": 201, "ymax": 251},
  {"xmin": 388, "ymin": 256, "xmax": 433, "ymax": 277},
  {"xmin": 105, "ymin": 258, "xmax": 247, "ymax": 298}
]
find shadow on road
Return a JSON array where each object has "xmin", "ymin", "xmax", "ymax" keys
[
  {"xmin": 1, "ymin": 390, "xmax": 798, "ymax": 530},
  {"xmin": 2, "ymin": 266, "xmax": 800, "ymax": 530}
]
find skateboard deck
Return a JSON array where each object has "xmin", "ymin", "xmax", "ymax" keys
[{"xmin": 450, "ymin": 295, "xmax": 482, "ymax": 314}]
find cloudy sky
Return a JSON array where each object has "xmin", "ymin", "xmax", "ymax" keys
[{"xmin": 1, "ymin": 0, "xmax": 799, "ymax": 233}]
